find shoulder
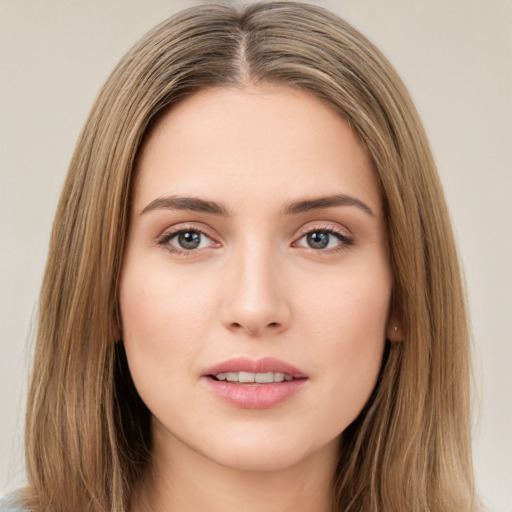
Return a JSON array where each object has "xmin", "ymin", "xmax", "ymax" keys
[{"xmin": 0, "ymin": 493, "xmax": 25, "ymax": 512}]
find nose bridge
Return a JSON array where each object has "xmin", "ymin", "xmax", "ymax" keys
[{"xmin": 221, "ymin": 235, "xmax": 290, "ymax": 336}]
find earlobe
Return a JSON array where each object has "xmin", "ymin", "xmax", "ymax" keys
[
  {"xmin": 386, "ymin": 308, "xmax": 405, "ymax": 342},
  {"xmin": 387, "ymin": 323, "xmax": 404, "ymax": 342}
]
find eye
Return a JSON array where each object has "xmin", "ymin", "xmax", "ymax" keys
[
  {"xmin": 295, "ymin": 228, "xmax": 352, "ymax": 251},
  {"xmin": 158, "ymin": 227, "xmax": 218, "ymax": 253}
]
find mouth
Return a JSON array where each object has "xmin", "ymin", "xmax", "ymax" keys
[
  {"xmin": 202, "ymin": 357, "xmax": 308, "ymax": 409},
  {"xmin": 209, "ymin": 371, "xmax": 298, "ymax": 383},
  {"xmin": 203, "ymin": 356, "xmax": 308, "ymax": 381}
]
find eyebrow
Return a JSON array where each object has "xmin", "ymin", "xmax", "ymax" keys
[
  {"xmin": 282, "ymin": 194, "xmax": 374, "ymax": 217},
  {"xmin": 140, "ymin": 194, "xmax": 374, "ymax": 217},
  {"xmin": 141, "ymin": 196, "xmax": 229, "ymax": 216}
]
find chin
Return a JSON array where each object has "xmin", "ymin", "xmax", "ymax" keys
[
  {"xmin": 198, "ymin": 428, "xmax": 340, "ymax": 474},
  {"xmin": 210, "ymin": 447, "xmax": 313, "ymax": 473}
]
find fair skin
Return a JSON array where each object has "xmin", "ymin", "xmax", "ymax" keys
[{"xmin": 120, "ymin": 85, "xmax": 399, "ymax": 512}]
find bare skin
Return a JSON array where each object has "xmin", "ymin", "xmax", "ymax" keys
[{"xmin": 120, "ymin": 85, "xmax": 400, "ymax": 512}]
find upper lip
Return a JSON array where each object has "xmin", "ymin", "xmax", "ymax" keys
[{"xmin": 203, "ymin": 356, "xmax": 308, "ymax": 378}]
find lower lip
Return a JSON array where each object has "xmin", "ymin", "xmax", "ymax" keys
[{"xmin": 203, "ymin": 377, "xmax": 308, "ymax": 409}]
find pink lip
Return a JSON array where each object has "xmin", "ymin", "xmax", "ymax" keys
[
  {"xmin": 202, "ymin": 357, "xmax": 308, "ymax": 410},
  {"xmin": 202, "ymin": 356, "xmax": 308, "ymax": 378}
]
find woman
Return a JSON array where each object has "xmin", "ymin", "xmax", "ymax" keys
[{"xmin": 0, "ymin": 2, "xmax": 478, "ymax": 511}]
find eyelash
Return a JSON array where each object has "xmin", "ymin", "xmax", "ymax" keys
[
  {"xmin": 156, "ymin": 224, "xmax": 219, "ymax": 256},
  {"xmin": 294, "ymin": 223, "xmax": 353, "ymax": 254},
  {"xmin": 156, "ymin": 223, "xmax": 353, "ymax": 256}
]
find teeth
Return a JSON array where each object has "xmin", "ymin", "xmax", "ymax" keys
[
  {"xmin": 239, "ymin": 371, "xmax": 254, "ymax": 383},
  {"xmin": 214, "ymin": 371, "xmax": 294, "ymax": 383}
]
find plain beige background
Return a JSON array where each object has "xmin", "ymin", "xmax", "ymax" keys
[{"xmin": 0, "ymin": 1, "xmax": 511, "ymax": 510}]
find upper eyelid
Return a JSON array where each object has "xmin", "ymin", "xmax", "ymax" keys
[
  {"xmin": 158, "ymin": 223, "xmax": 217, "ymax": 240},
  {"xmin": 294, "ymin": 227, "xmax": 352, "ymax": 246},
  {"xmin": 295, "ymin": 221, "xmax": 352, "ymax": 237}
]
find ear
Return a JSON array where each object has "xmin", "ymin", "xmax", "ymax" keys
[{"xmin": 386, "ymin": 304, "xmax": 405, "ymax": 342}]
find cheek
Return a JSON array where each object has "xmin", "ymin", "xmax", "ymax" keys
[
  {"xmin": 120, "ymin": 251, "xmax": 218, "ymax": 344},
  {"xmin": 297, "ymin": 260, "xmax": 391, "ymax": 425},
  {"xmin": 299, "ymin": 259, "xmax": 391, "ymax": 343},
  {"xmin": 118, "ymin": 260, "xmax": 217, "ymax": 405}
]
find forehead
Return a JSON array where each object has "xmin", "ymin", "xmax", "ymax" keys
[{"xmin": 134, "ymin": 85, "xmax": 381, "ymax": 214}]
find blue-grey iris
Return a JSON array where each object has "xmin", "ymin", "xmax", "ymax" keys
[
  {"xmin": 178, "ymin": 231, "xmax": 201, "ymax": 249},
  {"xmin": 307, "ymin": 231, "xmax": 329, "ymax": 249}
]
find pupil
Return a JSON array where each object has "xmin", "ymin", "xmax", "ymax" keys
[
  {"xmin": 178, "ymin": 231, "xmax": 201, "ymax": 249},
  {"xmin": 307, "ymin": 231, "xmax": 329, "ymax": 249}
]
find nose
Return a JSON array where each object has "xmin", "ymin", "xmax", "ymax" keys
[{"xmin": 220, "ymin": 243, "xmax": 291, "ymax": 337}]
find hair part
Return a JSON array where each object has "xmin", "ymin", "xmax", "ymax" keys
[{"xmin": 24, "ymin": 2, "xmax": 476, "ymax": 511}]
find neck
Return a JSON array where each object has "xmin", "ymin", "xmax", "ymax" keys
[{"xmin": 131, "ymin": 425, "xmax": 339, "ymax": 512}]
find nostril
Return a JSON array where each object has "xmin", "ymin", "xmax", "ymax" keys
[{"xmin": 227, "ymin": 320, "xmax": 283, "ymax": 334}]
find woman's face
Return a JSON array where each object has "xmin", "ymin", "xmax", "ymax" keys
[{"xmin": 120, "ymin": 85, "xmax": 395, "ymax": 472}]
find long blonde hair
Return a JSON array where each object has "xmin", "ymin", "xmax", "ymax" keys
[{"xmin": 23, "ymin": 2, "xmax": 476, "ymax": 511}]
